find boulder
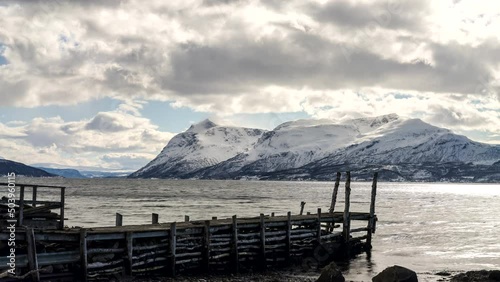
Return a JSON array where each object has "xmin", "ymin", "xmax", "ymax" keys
[
  {"xmin": 316, "ymin": 262, "xmax": 345, "ymax": 282},
  {"xmin": 373, "ymin": 265, "xmax": 418, "ymax": 282}
]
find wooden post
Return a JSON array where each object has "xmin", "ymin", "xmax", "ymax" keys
[
  {"xmin": 184, "ymin": 215, "xmax": 190, "ymax": 222},
  {"xmin": 152, "ymin": 213, "xmax": 159, "ymax": 224},
  {"xmin": 286, "ymin": 211, "xmax": 292, "ymax": 264},
  {"xmin": 26, "ymin": 228, "xmax": 40, "ymax": 282},
  {"xmin": 271, "ymin": 212, "xmax": 275, "ymax": 217},
  {"xmin": 19, "ymin": 185, "xmax": 24, "ymax": 226},
  {"xmin": 307, "ymin": 212, "xmax": 311, "ymax": 215},
  {"xmin": 231, "ymin": 215, "xmax": 239, "ymax": 273},
  {"xmin": 317, "ymin": 208, "xmax": 322, "ymax": 244},
  {"xmin": 329, "ymin": 172, "xmax": 341, "ymax": 213},
  {"xmin": 32, "ymin": 186, "xmax": 37, "ymax": 208},
  {"xmin": 328, "ymin": 172, "xmax": 341, "ymax": 231},
  {"xmin": 126, "ymin": 232, "xmax": 133, "ymax": 275},
  {"xmin": 366, "ymin": 172, "xmax": 378, "ymax": 249},
  {"xmin": 343, "ymin": 171, "xmax": 351, "ymax": 244},
  {"xmin": 299, "ymin": 201, "xmax": 306, "ymax": 215},
  {"xmin": 169, "ymin": 222, "xmax": 177, "ymax": 276},
  {"xmin": 212, "ymin": 216, "xmax": 217, "ymax": 220},
  {"xmin": 116, "ymin": 213, "xmax": 123, "ymax": 226},
  {"xmin": 80, "ymin": 228, "xmax": 88, "ymax": 282},
  {"xmin": 203, "ymin": 220, "xmax": 211, "ymax": 272},
  {"xmin": 259, "ymin": 213, "xmax": 266, "ymax": 270},
  {"xmin": 59, "ymin": 187, "xmax": 65, "ymax": 229}
]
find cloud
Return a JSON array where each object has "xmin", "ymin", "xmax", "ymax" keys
[{"xmin": 0, "ymin": 101, "xmax": 174, "ymax": 169}]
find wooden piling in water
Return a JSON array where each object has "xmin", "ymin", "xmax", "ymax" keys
[
  {"xmin": 300, "ymin": 201, "xmax": 306, "ymax": 215},
  {"xmin": 366, "ymin": 172, "xmax": 378, "ymax": 248},
  {"xmin": 330, "ymin": 172, "xmax": 341, "ymax": 213},
  {"xmin": 184, "ymin": 215, "xmax": 190, "ymax": 222},
  {"xmin": 343, "ymin": 171, "xmax": 351, "ymax": 245}
]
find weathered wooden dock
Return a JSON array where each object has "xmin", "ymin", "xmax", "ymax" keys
[{"xmin": 0, "ymin": 172, "xmax": 378, "ymax": 281}]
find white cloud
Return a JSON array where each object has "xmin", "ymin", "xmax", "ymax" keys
[{"xmin": 0, "ymin": 102, "xmax": 174, "ymax": 169}]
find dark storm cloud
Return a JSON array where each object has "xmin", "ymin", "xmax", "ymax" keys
[{"xmin": 309, "ymin": 0, "xmax": 429, "ymax": 32}]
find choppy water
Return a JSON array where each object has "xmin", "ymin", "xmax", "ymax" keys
[{"xmin": 5, "ymin": 178, "xmax": 500, "ymax": 281}]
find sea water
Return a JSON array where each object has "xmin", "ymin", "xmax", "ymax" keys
[{"xmin": 6, "ymin": 178, "xmax": 500, "ymax": 281}]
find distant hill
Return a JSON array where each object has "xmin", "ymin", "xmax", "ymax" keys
[
  {"xmin": 0, "ymin": 159, "xmax": 56, "ymax": 177},
  {"xmin": 130, "ymin": 115, "xmax": 500, "ymax": 182},
  {"xmin": 37, "ymin": 167, "xmax": 87, "ymax": 178}
]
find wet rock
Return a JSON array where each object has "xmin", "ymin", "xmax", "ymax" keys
[
  {"xmin": 372, "ymin": 265, "xmax": 418, "ymax": 282},
  {"xmin": 490, "ymin": 270, "xmax": 500, "ymax": 281},
  {"xmin": 436, "ymin": 271, "xmax": 452, "ymax": 276},
  {"xmin": 316, "ymin": 262, "xmax": 345, "ymax": 282},
  {"xmin": 451, "ymin": 270, "xmax": 500, "ymax": 281}
]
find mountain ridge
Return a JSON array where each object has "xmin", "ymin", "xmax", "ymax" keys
[{"xmin": 130, "ymin": 115, "xmax": 500, "ymax": 182}]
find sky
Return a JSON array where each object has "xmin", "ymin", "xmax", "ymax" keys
[{"xmin": 0, "ymin": 0, "xmax": 499, "ymax": 171}]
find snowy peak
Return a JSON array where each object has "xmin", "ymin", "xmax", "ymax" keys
[
  {"xmin": 130, "ymin": 115, "xmax": 500, "ymax": 182},
  {"xmin": 187, "ymin": 119, "xmax": 217, "ymax": 133}
]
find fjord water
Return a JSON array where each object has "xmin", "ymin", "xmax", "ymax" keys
[{"xmin": 12, "ymin": 178, "xmax": 500, "ymax": 280}]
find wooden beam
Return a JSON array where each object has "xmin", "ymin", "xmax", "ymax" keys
[
  {"xmin": 19, "ymin": 185, "xmax": 25, "ymax": 226},
  {"xmin": 343, "ymin": 171, "xmax": 351, "ymax": 244},
  {"xmin": 59, "ymin": 187, "xmax": 65, "ymax": 229},
  {"xmin": 299, "ymin": 201, "xmax": 306, "ymax": 215},
  {"xmin": 231, "ymin": 215, "xmax": 239, "ymax": 273},
  {"xmin": 152, "ymin": 213, "xmax": 159, "ymax": 224},
  {"xmin": 317, "ymin": 208, "xmax": 322, "ymax": 244},
  {"xmin": 286, "ymin": 211, "xmax": 291, "ymax": 264},
  {"xmin": 259, "ymin": 213, "xmax": 266, "ymax": 271},
  {"xmin": 366, "ymin": 172, "xmax": 378, "ymax": 249},
  {"xmin": 79, "ymin": 229, "xmax": 88, "ymax": 282},
  {"xmin": 169, "ymin": 222, "xmax": 176, "ymax": 277},
  {"xmin": 32, "ymin": 186, "xmax": 37, "ymax": 208},
  {"xmin": 329, "ymin": 172, "xmax": 341, "ymax": 213},
  {"xmin": 25, "ymin": 228, "xmax": 40, "ymax": 282},
  {"xmin": 126, "ymin": 232, "xmax": 133, "ymax": 275},
  {"xmin": 203, "ymin": 220, "xmax": 210, "ymax": 272},
  {"xmin": 116, "ymin": 213, "xmax": 123, "ymax": 227}
]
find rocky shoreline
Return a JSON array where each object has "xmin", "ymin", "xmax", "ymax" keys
[{"xmin": 128, "ymin": 266, "xmax": 500, "ymax": 282}]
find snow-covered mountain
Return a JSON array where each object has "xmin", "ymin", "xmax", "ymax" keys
[
  {"xmin": 130, "ymin": 115, "xmax": 500, "ymax": 182},
  {"xmin": 129, "ymin": 119, "xmax": 266, "ymax": 178}
]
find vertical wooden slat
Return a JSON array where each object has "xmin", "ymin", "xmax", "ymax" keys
[
  {"xmin": 316, "ymin": 208, "xmax": 322, "ymax": 244},
  {"xmin": 203, "ymin": 220, "xmax": 211, "ymax": 272},
  {"xmin": 32, "ymin": 186, "xmax": 37, "ymax": 208},
  {"xmin": 231, "ymin": 215, "xmax": 239, "ymax": 273},
  {"xmin": 184, "ymin": 215, "xmax": 190, "ymax": 222},
  {"xmin": 343, "ymin": 171, "xmax": 351, "ymax": 244},
  {"xmin": 299, "ymin": 201, "xmax": 306, "ymax": 215},
  {"xmin": 126, "ymin": 232, "xmax": 133, "ymax": 275},
  {"xmin": 116, "ymin": 213, "xmax": 123, "ymax": 226},
  {"xmin": 59, "ymin": 187, "xmax": 65, "ymax": 229},
  {"xmin": 286, "ymin": 211, "xmax": 291, "ymax": 264},
  {"xmin": 366, "ymin": 172, "xmax": 378, "ymax": 248},
  {"xmin": 328, "ymin": 172, "xmax": 342, "ymax": 231},
  {"xmin": 26, "ymin": 228, "xmax": 40, "ymax": 282},
  {"xmin": 259, "ymin": 213, "xmax": 266, "ymax": 270},
  {"xmin": 329, "ymin": 172, "xmax": 341, "ymax": 213},
  {"xmin": 19, "ymin": 185, "xmax": 25, "ymax": 226},
  {"xmin": 169, "ymin": 222, "xmax": 177, "ymax": 277},
  {"xmin": 79, "ymin": 228, "xmax": 88, "ymax": 282},
  {"xmin": 152, "ymin": 213, "xmax": 159, "ymax": 224}
]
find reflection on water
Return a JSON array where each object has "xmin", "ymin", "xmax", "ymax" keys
[{"xmin": 6, "ymin": 178, "xmax": 500, "ymax": 280}]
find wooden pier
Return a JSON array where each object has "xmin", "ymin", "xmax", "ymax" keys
[{"xmin": 0, "ymin": 172, "xmax": 378, "ymax": 281}]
